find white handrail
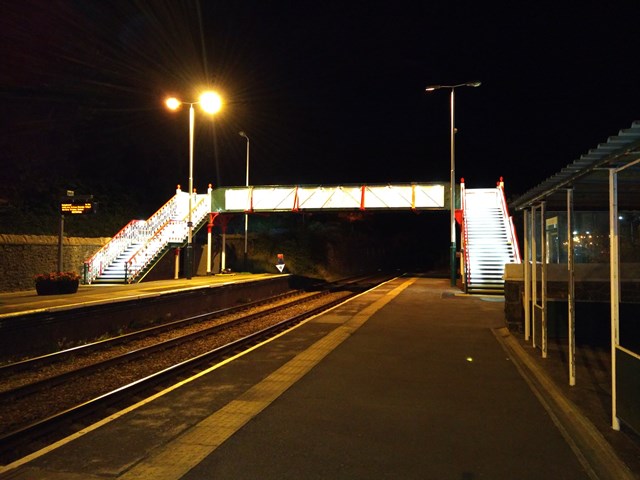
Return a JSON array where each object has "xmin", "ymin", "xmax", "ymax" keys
[
  {"xmin": 84, "ymin": 191, "xmax": 210, "ymax": 284},
  {"xmin": 125, "ymin": 194, "xmax": 210, "ymax": 282}
]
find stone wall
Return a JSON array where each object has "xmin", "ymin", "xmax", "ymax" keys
[{"xmin": 0, "ymin": 234, "xmax": 110, "ymax": 293}]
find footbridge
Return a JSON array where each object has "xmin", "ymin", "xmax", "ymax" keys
[
  {"xmin": 213, "ymin": 183, "xmax": 446, "ymax": 212},
  {"xmin": 83, "ymin": 180, "xmax": 520, "ymax": 293}
]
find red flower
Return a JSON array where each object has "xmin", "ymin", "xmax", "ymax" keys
[{"xmin": 35, "ymin": 271, "xmax": 80, "ymax": 283}]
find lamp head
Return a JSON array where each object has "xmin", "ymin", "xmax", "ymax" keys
[
  {"xmin": 199, "ymin": 91, "xmax": 222, "ymax": 114},
  {"xmin": 239, "ymin": 131, "xmax": 248, "ymax": 138},
  {"xmin": 425, "ymin": 81, "xmax": 481, "ymax": 92},
  {"xmin": 165, "ymin": 97, "xmax": 181, "ymax": 110}
]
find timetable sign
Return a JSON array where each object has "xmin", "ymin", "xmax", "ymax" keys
[{"xmin": 60, "ymin": 200, "xmax": 95, "ymax": 215}]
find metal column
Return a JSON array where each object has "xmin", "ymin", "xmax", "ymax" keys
[
  {"xmin": 609, "ymin": 168, "xmax": 621, "ymax": 431},
  {"xmin": 523, "ymin": 209, "xmax": 531, "ymax": 342},
  {"xmin": 531, "ymin": 205, "xmax": 538, "ymax": 349},
  {"xmin": 567, "ymin": 189, "xmax": 576, "ymax": 386},
  {"xmin": 541, "ymin": 201, "xmax": 547, "ymax": 359}
]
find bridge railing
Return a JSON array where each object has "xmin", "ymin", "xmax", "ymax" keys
[
  {"xmin": 460, "ymin": 180, "xmax": 471, "ymax": 292},
  {"xmin": 83, "ymin": 219, "xmax": 148, "ymax": 284},
  {"xmin": 497, "ymin": 177, "xmax": 521, "ymax": 263},
  {"xmin": 84, "ymin": 191, "xmax": 186, "ymax": 284},
  {"xmin": 124, "ymin": 193, "xmax": 210, "ymax": 283}
]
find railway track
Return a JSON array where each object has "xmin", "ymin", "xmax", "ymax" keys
[{"xmin": 0, "ymin": 273, "xmax": 393, "ymax": 465}]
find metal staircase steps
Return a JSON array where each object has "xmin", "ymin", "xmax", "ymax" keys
[
  {"xmin": 462, "ymin": 187, "xmax": 520, "ymax": 295},
  {"xmin": 91, "ymin": 243, "xmax": 142, "ymax": 284}
]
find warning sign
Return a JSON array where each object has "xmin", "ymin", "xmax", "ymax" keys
[{"xmin": 276, "ymin": 253, "xmax": 285, "ymax": 273}]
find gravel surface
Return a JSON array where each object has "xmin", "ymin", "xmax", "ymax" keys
[{"xmin": 0, "ymin": 290, "xmax": 351, "ymax": 435}]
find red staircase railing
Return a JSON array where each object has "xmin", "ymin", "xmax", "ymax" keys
[
  {"xmin": 496, "ymin": 177, "xmax": 521, "ymax": 263},
  {"xmin": 459, "ymin": 178, "xmax": 471, "ymax": 292}
]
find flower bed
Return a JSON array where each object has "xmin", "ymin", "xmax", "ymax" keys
[{"xmin": 35, "ymin": 272, "xmax": 80, "ymax": 295}]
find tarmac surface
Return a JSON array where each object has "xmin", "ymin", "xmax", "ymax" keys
[
  {"xmin": 0, "ymin": 273, "xmax": 279, "ymax": 317},
  {"xmin": 0, "ymin": 274, "xmax": 639, "ymax": 479}
]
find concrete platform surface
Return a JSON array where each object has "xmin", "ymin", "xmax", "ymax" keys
[
  {"xmin": 0, "ymin": 273, "xmax": 280, "ymax": 317},
  {"xmin": 1, "ymin": 276, "xmax": 638, "ymax": 479}
]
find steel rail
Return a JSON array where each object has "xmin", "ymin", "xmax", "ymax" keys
[
  {"xmin": 1, "ymin": 274, "xmax": 367, "ymax": 376},
  {"xmin": 0, "ymin": 274, "xmax": 391, "ymax": 464},
  {"xmin": 0, "ymin": 286, "xmax": 323, "ymax": 376},
  {"xmin": 0, "ymin": 289, "xmax": 335, "ymax": 402}
]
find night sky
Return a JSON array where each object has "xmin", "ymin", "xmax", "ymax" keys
[{"xmin": 2, "ymin": 1, "xmax": 639, "ymax": 221}]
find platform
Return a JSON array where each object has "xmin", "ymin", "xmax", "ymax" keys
[
  {"xmin": 1, "ymin": 276, "xmax": 638, "ymax": 479},
  {"xmin": 0, "ymin": 273, "xmax": 280, "ymax": 318}
]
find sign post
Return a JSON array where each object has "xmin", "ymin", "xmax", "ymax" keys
[{"xmin": 58, "ymin": 193, "xmax": 95, "ymax": 272}]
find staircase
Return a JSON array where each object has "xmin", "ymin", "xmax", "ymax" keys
[
  {"xmin": 84, "ymin": 187, "xmax": 211, "ymax": 284},
  {"xmin": 461, "ymin": 181, "xmax": 520, "ymax": 295},
  {"xmin": 93, "ymin": 242, "xmax": 142, "ymax": 283}
]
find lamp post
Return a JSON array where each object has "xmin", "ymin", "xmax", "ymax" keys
[
  {"xmin": 166, "ymin": 91, "xmax": 222, "ymax": 279},
  {"xmin": 239, "ymin": 131, "xmax": 250, "ymax": 270},
  {"xmin": 425, "ymin": 81, "xmax": 481, "ymax": 287}
]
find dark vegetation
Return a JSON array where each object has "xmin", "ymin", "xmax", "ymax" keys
[{"xmin": 210, "ymin": 211, "xmax": 450, "ymax": 278}]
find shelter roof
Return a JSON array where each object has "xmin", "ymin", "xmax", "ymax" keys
[{"xmin": 510, "ymin": 121, "xmax": 640, "ymax": 211}]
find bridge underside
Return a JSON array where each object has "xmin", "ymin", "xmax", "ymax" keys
[{"xmin": 211, "ymin": 183, "xmax": 447, "ymax": 213}]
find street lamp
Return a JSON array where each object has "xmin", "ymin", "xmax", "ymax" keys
[
  {"xmin": 239, "ymin": 131, "xmax": 250, "ymax": 270},
  {"xmin": 425, "ymin": 81, "xmax": 481, "ymax": 287},
  {"xmin": 166, "ymin": 91, "xmax": 223, "ymax": 279}
]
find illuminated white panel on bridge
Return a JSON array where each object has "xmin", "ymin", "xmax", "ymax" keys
[{"xmin": 216, "ymin": 183, "xmax": 446, "ymax": 212}]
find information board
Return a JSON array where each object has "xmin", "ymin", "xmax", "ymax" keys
[{"xmin": 60, "ymin": 200, "xmax": 95, "ymax": 215}]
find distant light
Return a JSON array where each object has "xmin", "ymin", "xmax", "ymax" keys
[
  {"xmin": 619, "ymin": 215, "xmax": 624, "ymax": 220},
  {"xmin": 573, "ymin": 230, "xmax": 578, "ymax": 235},
  {"xmin": 466, "ymin": 357, "xmax": 473, "ymax": 362},
  {"xmin": 199, "ymin": 91, "xmax": 222, "ymax": 114},
  {"xmin": 165, "ymin": 97, "xmax": 181, "ymax": 110}
]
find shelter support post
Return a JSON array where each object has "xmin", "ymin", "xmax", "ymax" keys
[
  {"xmin": 540, "ymin": 201, "xmax": 547, "ymax": 359},
  {"xmin": 523, "ymin": 209, "xmax": 531, "ymax": 341},
  {"xmin": 609, "ymin": 168, "xmax": 621, "ymax": 431},
  {"xmin": 567, "ymin": 189, "xmax": 576, "ymax": 386},
  {"xmin": 531, "ymin": 205, "xmax": 538, "ymax": 349},
  {"xmin": 531, "ymin": 202, "xmax": 547, "ymax": 357}
]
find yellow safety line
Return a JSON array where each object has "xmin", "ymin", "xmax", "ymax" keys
[
  {"xmin": 0, "ymin": 276, "xmax": 410, "ymax": 476},
  {"xmin": 118, "ymin": 277, "xmax": 416, "ymax": 480}
]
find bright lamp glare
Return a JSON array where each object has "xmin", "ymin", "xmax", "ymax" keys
[
  {"xmin": 199, "ymin": 91, "xmax": 222, "ymax": 114},
  {"xmin": 165, "ymin": 97, "xmax": 181, "ymax": 110}
]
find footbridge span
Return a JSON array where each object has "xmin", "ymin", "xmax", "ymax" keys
[
  {"xmin": 213, "ymin": 183, "xmax": 446, "ymax": 212},
  {"xmin": 83, "ymin": 180, "xmax": 519, "ymax": 293}
]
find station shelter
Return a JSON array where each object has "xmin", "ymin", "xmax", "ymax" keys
[{"xmin": 508, "ymin": 120, "xmax": 640, "ymax": 433}]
